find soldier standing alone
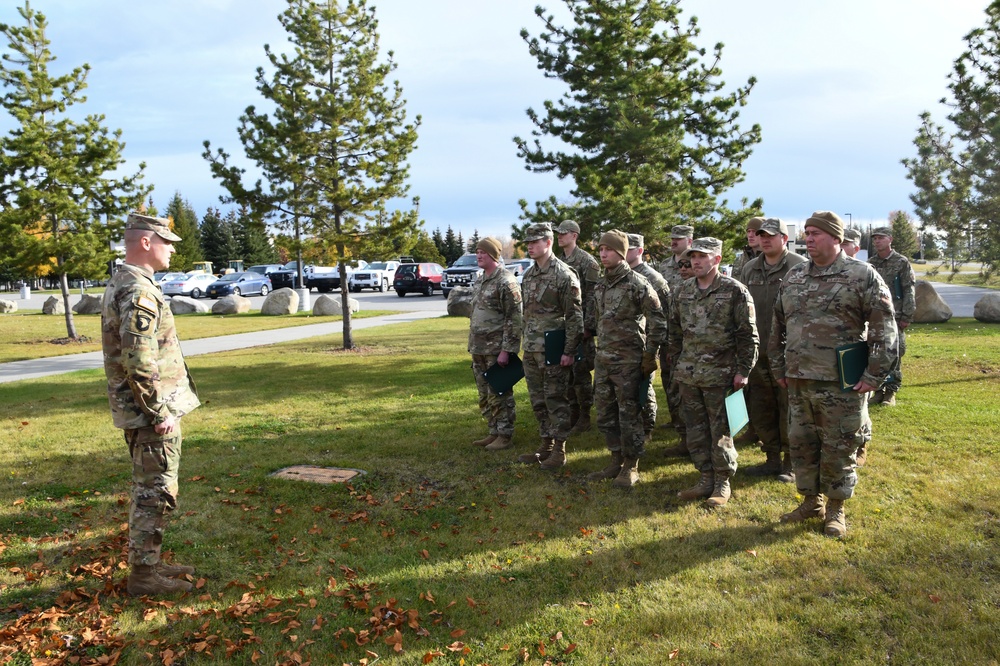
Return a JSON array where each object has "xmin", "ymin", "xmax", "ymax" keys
[
  {"xmin": 868, "ymin": 227, "xmax": 916, "ymax": 406},
  {"xmin": 102, "ymin": 213, "xmax": 201, "ymax": 596},
  {"xmin": 468, "ymin": 237, "xmax": 523, "ymax": 452}
]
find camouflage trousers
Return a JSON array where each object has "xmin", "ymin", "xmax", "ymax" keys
[
  {"xmin": 658, "ymin": 347, "xmax": 685, "ymax": 441},
  {"xmin": 125, "ymin": 423, "xmax": 182, "ymax": 566},
  {"xmin": 523, "ymin": 351, "xmax": 573, "ymax": 441},
  {"xmin": 786, "ymin": 379, "xmax": 866, "ymax": 500},
  {"xmin": 471, "ymin": 354, "xmax": 516, "ymax": 437},
  {"xmin": 747, "ymin": 358, "xmax": 788, "ymax": 456},
  {"xmin": 594, "ymin": 361, "xmax": 647, "ymax": 458},
  {"xmin": 678, "ymin": 383, "xmax": 738, "ymax": 475},
  {"xmin": 641, "ymin": 370, "xmax": 658, "ymax": 434},
  {"xmin": 884, "ymin": 325, "xmax": 907, "ymax": 393},
  {"xmin": 567, "ymin": 337, "xmax": 596, "ymax": 415}
]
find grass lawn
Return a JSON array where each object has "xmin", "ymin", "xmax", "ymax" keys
[
  {"xmin": 0, "ymin": 310, "xmax": 398, "ymax": 363},
  {"xmin": 916, "ymin": 261, "xmax": 1000, "ymax": 289},
  {"xmin": 1, "ymin": 317, "xmax": 999, "ymax": 665}
]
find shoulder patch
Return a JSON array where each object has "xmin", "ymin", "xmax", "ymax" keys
[{"xmin": 135, "ymin": 294, "xmax": 158, "ymax": 315}]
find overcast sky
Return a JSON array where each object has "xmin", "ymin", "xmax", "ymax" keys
[{"xmin": 0, "ymin": 0, "xmax": 989, "ymax": 239}]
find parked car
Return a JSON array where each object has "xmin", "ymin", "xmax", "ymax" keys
[
  {"xmin": 206, "ymin": 272, "xmax": 273, "ymax": 298},
  {"xmin": 350, "ymin": 260, "xmax": 400, "ymax": 292},
  {"xmin": 246, "ymin": 264, "xmax": 285, "ymax": 276},
  {"xmin": 393, "ymin": 262, "xmax": 444, "ymax": 297},
  {"xmin": 308, "ymin": 260, "xmax": 369, "ymax": 293},
  {"xmin": 441, "ymin": 254, "xmax": 483, "ymax": 298},
  {"xmin": 507, "ymin": 259, "xmax": 534, "ymax": 284},
  {"xmin": 266, "ymin": 261, "xmax": 311, "ymax": 290},
  {"xmin": 161, "ymin": 273, "xmax": 218, "ymax": 299},
  {"xmin": 154, "ymin": 271, "xmax": 188, "ymax": 285}
]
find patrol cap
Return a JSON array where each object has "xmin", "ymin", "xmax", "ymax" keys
[
  {"xmin": 523, "ymin": 222, "xmax": 554, "ymax": 242},
  {"xmin": 477, "ymin": 237, "xmax": 502, "ymax": 261},
  {"xmin": 126, "ymin": 213, "xmax": 181, "ymax": 242},
  {"xmin": 627, "ymin": 233, "xmax": 644, "ymax": 249},
  {"xmin": 598, "ymin": 230, "xmax": 628, "ymax": 260},
  {"xmin": 757, "ymin": 218, "xmax": 788, "ymax": 236},
  {"xmin": 687, "ymin": 237, "xmax": 723, "ymax": 257},
  {"xmin": 670, "ymin": 224, "xmax": 694, "ymax": 239},
  {"xmin": 842, "ymin": 228, "xmax": 862, "ymax": 244},
  {"xmin": 747, "ymin": 216, "xmax": 764, "ymax": 231},
  {"xmin": 871, "ymin": 226, "xmax": 892, "ymax": 237},
  {"xmin": 804, "ymin": 211, "xmax": 845, "ymax": 242},
  {"xmin": 555, "ymin": 220, "xmax": 581, "ymax": 234}
]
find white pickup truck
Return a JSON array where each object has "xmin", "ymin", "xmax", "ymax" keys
[{"xmin": 349, "ymin": 260, "xmax": 400, "ymax": 293}]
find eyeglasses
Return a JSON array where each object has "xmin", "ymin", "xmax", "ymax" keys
[{"xmin": 678, "ymin": 262, "xmax": 692, "ymax": 268}]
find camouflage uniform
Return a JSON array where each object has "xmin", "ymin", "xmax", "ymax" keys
[
  {"xmin": 656, "ymin": 254, "xmax": 688, "ymax": 441},
  {"xmin": 668, "ymin": 271, "xmax": 758, "ymax": 477},
  {"xmin": 521, "ymin": 254, "xmax": 584, "ymax": 442},
  {"xmin": 594, "ymin": 262, "xmax": 666, "ymax": 458},
  {"xmin": 732, "ymin": 246, "xmax": 761, "ymax": 283},
  {"xmin": 103, "ymin": 263, "xmax": 200, "ymax": 566},
  {"xmin": 868, "ymin": 248, "xmax": 916, "ymax": 394},
  {"xmin": 561, "ymin": 246, "xmax": 601, "ymax": 419},
  {"xmin": 469, "ymin": 265, "xmax": 523, "ymax": 438},
  {"xmin": 741, "ymin": 247, "xmax": 806, "ymax": 457},
  {"xmin": 769, "ymin": 252, "xmax": 897, "ymax": 499},
  {"xmin": 632, "ymin": 260, "xmax": 671, "ymax": 435}
]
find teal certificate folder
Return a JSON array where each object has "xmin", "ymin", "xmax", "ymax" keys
[
  {"xmin": 544, "ymin": 329, "xmax": 566, "ymax": 365},
  {"xmin": 725, "ymin": 389, "xmax": 749, "ymax": 436},
  {"xmin": 836, "ymin": 341, "xmax": 869, "ymax": 392},
  {"xmin": 484, "ymin": 355, "xmax": 524, "ymax": 396}
]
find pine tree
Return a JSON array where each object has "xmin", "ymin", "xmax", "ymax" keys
[
  {"xmin": 200, "ymin": 208, "xmax": 238, "ymax": 273},
  {"xmin": 432, "ymin": 227, "xmax": 445, "ymax": 256},
  {"xmin": 164, "ymin": 192, "xmax": 203, "ymax": 271},
  {"xmin": 235, "ymin": 204, "xmax": 279, "ymax": 266},
  {"xmin": 467, "ymin": 229, "xmax": 481, "ymax": 253},
  {"xmin": 0, "ymin": 2, "xmax": 148, "ymax": 338},
  {"xmin": 887, "ymin": 210, "xmax": 919, "ymax": 260},
  {"xmin": 204, "ymin": 0, "xmax": 421, "ymax": 348},
  {"xmin": 514, "ymin": 0, "xmax": 762, "ymax": 249},
  {"xmin": 410, "ymin": 230, "xmax": 446, "ymax": 264}
]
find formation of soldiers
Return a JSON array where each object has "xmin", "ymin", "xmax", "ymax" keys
[{"xmin": 468, "ymin": 212, "xmax": 914, "ymax": 539}]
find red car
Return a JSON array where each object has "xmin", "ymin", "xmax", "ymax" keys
[{"xmin": 393, "ymin": 262, "xmax": 444, "ymax": 297}]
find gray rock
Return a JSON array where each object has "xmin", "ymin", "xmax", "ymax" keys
[
  {"xmin": 169, "ymin": 296, "xmax": 210, "ymax": 314},
  {"xmin": 0, "ymin": 299, "xmax": 17, "ymax": 313},
  {"xmin": 974, "ymin": 293, "xmax": 1000, "ymax": 323},
  {"xmin": 42, "ymin": 295, "xmax": 65, "ymax": 315},
  {"xmin": 211, "ymin": 295, "xmax": 252, "ymax": 315},
  {"xmin": 261, "ymin": 288, "xmax": 299, "ymax": 315},
  {"xmin": 312, "ymin": 294, "xmax": 360, "ymax": 316},
  {"xmin": 913, "ymin": 280, "xmax": 952, "ymax": 323},
  {"xmin": 446, "ymin": 286, "xmax": 473, "ymax": 318},
  {"xmin": 71, "ymin": 293, "xmax": 103, "ymax": 315}
]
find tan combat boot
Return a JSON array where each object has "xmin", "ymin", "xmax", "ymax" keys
[
  {"xmin": 517, "ymin": 437, "xmax": 554, "ymax": 464},
  {"xmin": 677, "ymin": 471, "xmax": 714, "ymax": 500},
  {"xmin": 880, "ymin": 391, "xmax": 897, "ymax": 407},
  {"xmin": 612, "ymin": 457, "xmax": 640, "ymax": 488},
  {"xmin": 855, "ymin": 442, "xmax": 868, "ymax": 467},
  {"xmin": 824, "ymin": 499, "xmax": 847, "ymax": 538},
  {"xmin": 156, "ymin": 562, "xmax": 195, "ymax": 578},
  {"xmin": 569, "ymin": 410, "xmax": 592, "ymax": 434},
  {"xmin": 472, "ymin": 434, "xmax": 497, "ymax": 448},
  {"xmin": 587, "ymin": 450, "xmax": 624, "ymax": 481},
  {"xmin": 705, "ymin": 472, "xmax": 732, "ymax": 507},
  {"xmin": 485, "ymin": 435, "xmax": 513, "ymax": 451},
  {"xmin": 780, "ymin": 495, "xmax": 825, "ymax": 523},
  {"xmin": 539, "ymin": 440, "xmax": 567, "ymax": 470},
  {"xmin": 127, "ymin": 565, "xmax": 193, "ymax": 597}
]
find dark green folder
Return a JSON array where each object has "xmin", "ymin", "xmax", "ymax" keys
[
  {"xmin": 893, "ymin": 274, "xmax": 903, "ymax": 300},
  {"xmin": 483, "ymin": 354, "xmax": 525, "ymax": 396},
  {"xmin": 544, "ymin": 329, "xmax": 566, "ymax": 365},
  {"xmin": 836, "ymin": 341, "xmax": 869, "ymax": 392},
  {"xmin": 638, "ymin": 374, "xmax": 652, "ymax": 407}
]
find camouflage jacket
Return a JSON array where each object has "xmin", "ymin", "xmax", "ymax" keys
[
  {"xmin": 561, "ymin": 246, "xmax": 601, "ymax": 334},
  {"xmin": 770, "ymin": 252, "xmax": 898, "ymax": 385},
  {"xmin": 657, "ymin": 255, "xmax": 686, "ymax": 293},
  {"xmin": 521, "ymin": 255, "xmax": 584, "ymax": 355},
  {"xmin": 468, "ymin": 265, "xmax": 523, "ymax": 356},
  {"xmin": 869, "ymin": 249, "xmax": 916, "ymax": 324},
  {"xmin": 102, "ymin": 264, "xmax": 200, "ymax": 429},
  {"xmin": 741, "ymin": 249, "xmax": 807, "ymax": 360},
  {"xmin": 668, "ymin": 272, "xmax": 759, "ymax": 387},
  {"xmin": 594, "ymin": 262, "xmax": 667, "ymax": 365},
  {"xmin": 732, "ymin": 246, "xmax": 762, "ymax": 283},
  {"xmin": 632, "ymin": 261, "xmax": 671, "ymax": 356}
]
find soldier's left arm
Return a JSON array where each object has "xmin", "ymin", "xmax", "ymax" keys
[
  {"xmin": 500, "ymin": 278, "xmax": 523, "ymax": 355},
  {"xmin": 861, "ymin": 270, "xmax": 898, "ymax": 387},
  {"xmin": 900, "ymin": 259, "xmax": 917, "ymax": 325},
  {"xmin": 118, "ymin": 287, "xmax": 172, "ymax": 425},
  {"xmin": 561, "ymin": 272, "xmax": 585, "ymax": 355},
  {"xmin": 733, "ymin": 285, "xmax": 759, "ymax": 378},
  {"xmin": 582, "ymin": 261, "xmax": 601, "ymax": 335},
  {"xmin": 642, "ymin": 282, "xmax": 667, "ymax": 355}
]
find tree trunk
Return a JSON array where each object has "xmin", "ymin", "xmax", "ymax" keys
[
  {"xmin": 338, "ymin": 244, "xmax": 353, "ymax": 350},
  {"xmin": 58, "ymin": 269, "xmax": 78, "ymax": 339}
]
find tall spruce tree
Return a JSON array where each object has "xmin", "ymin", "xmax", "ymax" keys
[
  {"xmin": 514, "ymin": 0, "xmax": 762, "ymax": 249},
  {"xmin": 204, "ymin": 0, "xmax": 421, "ymax": 348},
  {"xmin": 467, "ymin": 229, "xmax": 481, "ymax": 253},
  {"xmin": 235, "ymin": 203, "xmax": 280, "ymax": 266},
  {"xmin": 887, "ymin": 210, "xmax": 919, "ymax": 260},
  {"xmin": 0, "ymin": 2, "xmax": 148, "ymax": 338},
  {"xmin": 164, "ymin": 192, "xmax": 202, "ymax": 271},
  {"xmin": 200, "ymin": 207, "xmax": 238, "ymax": 273}
]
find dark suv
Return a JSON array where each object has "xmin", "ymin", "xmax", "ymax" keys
[
  {"xmin": 393, "ymin": 262, "xmax": 444, "ymax": 297},
  {"xmin": 441, "ymin": 253, "xmax": 484, "ymax": 298}
]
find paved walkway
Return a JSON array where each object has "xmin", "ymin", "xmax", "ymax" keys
[{"xmin": 0, "ymin": 310, "xmax": 444, "ymax": 384}]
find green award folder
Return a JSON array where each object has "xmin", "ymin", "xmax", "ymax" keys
[
  {"xmin": 544, "ymin": 329, "xmax": 566, "ymax": 365},
  {"xmin": 893, "ymin": 274, "xmax": 903, "ymax": 300},
  {"xmin": 638, "ymin": 374, "xmax": 652, "ymax": 406},
  {"xmin": 725, "ymin": 389, "xmax": 749, "ymax": 436},
  {"xmin": 483, "ymin": 355, "xmax": 525, "ymax": 396},
  {"xmin": 836, "ymin": 341, "xmax": 869, "ymax": 392}
]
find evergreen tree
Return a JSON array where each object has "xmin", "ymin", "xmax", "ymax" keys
[
  {"xmin": 431, "ymin": 227, "xmax": 445, "ymax": 256},
  {"xmin": 887, "ymin": 210, "xmax": 919, "ymax": 260},
  {"xmin": 514, "ymin": 0, "xmax": 762, "ymax": 249},
  {"xmin": 443, "ymin": 226, "xmax": 460, "ymax": 265},
  {"xmin": 235, "ymin": 204, "xmax": 279, "ymax": 266},
  {"xmin": 0, "ymin": 2, "xmax": 148, "ymax": 338},
  {"xmin": 204, "ymin": 0, "xmax": 421, "ymax": 348},
  {"xmin": 200, "ymin": 207, "xmax": 238, "ymax": 273},
  {"xmin": 410, "ymin": 230, "xmax": 446, "ymax": 264},
  {"xmin": 467, "ymin": 229, "xmax": 481, "ymax": 253},
  {"xmin": 164, "ymin": 192, "xmax": 202, "ymax": 271}
]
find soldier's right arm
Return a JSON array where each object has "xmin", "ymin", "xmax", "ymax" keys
[
  {"xmin": 666, "ymin": 288, "xmax": 683, "ymax": 361},
  {"xmin": 500, "ymin": 278, "xmax": 524, "ymax": 355},
  {"xmin": 117, "ymin": 286, "xmax": 171, "ymax": 425},
  {"xmin": 767, "ymin": 286, "xmax": 788, "ymax": 380}
]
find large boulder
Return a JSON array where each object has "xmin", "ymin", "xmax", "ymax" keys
[
  {"xmin": 169, "ymin": 296, "xmax": 210, "ymax": 314},
  {"xmin": 913, "ymin": 280, "xmax": 952, "ymax": 323},
  {"xmin": 42, "ymin": 295, "xmax": 65, "ymax": 315},
  {"xmin": 447, "ymin": 286, "xmax": 474, "ymax": 318},
  {"xmin": 312, "ymin": 294, "xmax": 360, "ymax": 316},
  {"xmin": 212, "ymin": 295, "xmax": 252, "ymax": 315},
  {"xmin": 72, "ymin": 293, "xmax": 103, "ymax": 315},
  {"xmin": 0, "ymin": 299, "xmax": 17, "ymax": 313},
  {"xmin": 261, "ymin": 288, "xmax": 299, "ymax": 315},
  {"xmin": 974, "ymin": 293, "xmax": 1000, "ymax": 323}
]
